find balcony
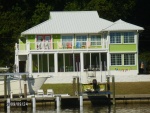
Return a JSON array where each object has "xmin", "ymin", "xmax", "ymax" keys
[{"xmin": 15, "ymin": 40, "xmax": 108, "ymax": 53}]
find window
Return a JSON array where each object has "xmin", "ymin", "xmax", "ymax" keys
[
  {"xmin": 124, "ymin": 54, "xmax": 135, "ymax": 65},
  {"xmin": 110, "ymin": 33, "xmax": 121, "ymax": 43},
  {"xmin": 76, "ymin": 35, "xmax": 87, "ymax": 46},
  {"xmin": 111, "ymin": 54, "xmax": 122, "ymax": 65},
  {"xmin": 91, "ymin": 35, "xmax": 101, "ymax": 46},
  {"xmin": 124, "ymin": 32, "xmax": 134, "ymax": 43},
  {"xmin": 62, "ymin": 35, "xmax": 73, "ymax": 47}
]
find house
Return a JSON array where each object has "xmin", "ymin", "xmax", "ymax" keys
[{"xmin": 15, "ymin": 11, "xmax": 144, "ymax": 83}]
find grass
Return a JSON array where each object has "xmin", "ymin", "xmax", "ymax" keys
[{"xmin": 41, "ymin": 82, "xmax": 150, "ymax": 95}]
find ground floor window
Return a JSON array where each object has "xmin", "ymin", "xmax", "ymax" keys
[
  {"xmin": 32, "ymin": 53, "xmax": 107, "ymax": 73},
  {"xmin": 111, "ymin": 54, "xmax": 122, "ymax": 65},
  {"xmin": 32, "ymin": 54, "xmax": 54, "ymax": 73},
  {"xmin": 111, "ymin": 53, "xmax": 135, "ymax": 66},
  {"xmin": 124, "ymin": 54, "xmax": 135, "ymax": 65}
]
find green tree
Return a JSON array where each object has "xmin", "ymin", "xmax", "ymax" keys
[
  {"xmin": 0, "ymin": 4, "xmax": 27, "ymax": 67},
  {"xmin": 31, "ymin": 3, "xmax": 53, "ymax": 26}
]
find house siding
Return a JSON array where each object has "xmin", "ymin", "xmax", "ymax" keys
[
  {"xmin": 53, "ymin": 34, "xmax": 61, "ymax": 49},
  {"xmin": 28, "ymin": 35, "xmax": 35, "ymax": 50},
  {"xmin": 109, "ymin": 44, "xmax": 136, "ymax": 52}
]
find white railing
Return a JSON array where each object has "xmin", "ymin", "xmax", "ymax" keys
[{"xmin": 15, "ymin": 40, "xmax": 108, "ymax": 51}]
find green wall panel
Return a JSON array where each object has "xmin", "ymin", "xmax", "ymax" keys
[
  {"xmin": 28, "ymin": 35, "xmax": 35, "ymax": 50},
  {"xmin": 110, "ymin": 66, "xmax": 137, "ymax": 70},
  {"xmin": 109, "ymin": 44, "xmax": 136, "ymax": 51},
  {"xmin": 53, "ymin": 34, "xmax": 61, "ymax": 49}
]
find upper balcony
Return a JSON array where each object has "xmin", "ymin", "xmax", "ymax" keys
[{"xmin": 15, "ymin": 40, "xmax": 108, "ymax": 54}]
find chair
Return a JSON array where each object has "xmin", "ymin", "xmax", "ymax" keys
[
  {"xmin": 47, "ymin": 89, "xmax": 54, "ymax": 97},
  {"xmin": 67, "ymin": 42, "xmax": 72, "ymax": 49},
  {"xmin": 86, "ymin": 41, "xmax": 91, "ymax": 48},
  {"xmin": 45, "ymin": 41, "xmax": 50, "ymax": 49},
  {"xmin": 76, "ymin": 42, "xmax": 81, "ymax": 48},
  {"xmin": 58, "ymin": 42, "xmax": 62, "ymax": 49},
  {"xmin": 37, "ymin": 42, "xmax": 41, "ymax": 49},
  {"xmin": 37, "ymin": 89, "xmax": 44, "ymax": 96}
]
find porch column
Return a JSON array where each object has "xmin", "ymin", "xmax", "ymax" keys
[
  {"xmin": 73, "ymin": 54, "xmax": 75, "ymax": 71},
  {"xmin": 90, "ymin": 53, "xmax": 91, "ymax": 68},
  {"xmin": 28, "ymin": 53, "xmax": 32, "ymax": 76},
  {"xmin": 15, "ymin": 55, "xmax": 19, "ymax": 73},
  {"xmin": 54, "ymin": 53, "xmax": 58, "ymax": 73},
  {"xmin": 80, "ymin": 52, "xmax": 84, "ymax": 72},
  {"xmin": 107, "ymin": 32, "xmax": 110, "ymax": 73}
]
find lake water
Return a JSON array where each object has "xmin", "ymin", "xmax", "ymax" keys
[{"xmin": 1, "ymin": 103, "xmax": 150, "ymax": 113}]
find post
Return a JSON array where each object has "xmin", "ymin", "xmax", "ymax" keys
[
  {"xmin": 32, "ymin": 97, "xmax": 36, "ymax": 109},
  {"xmin": 10, "ymin": 92, "xmax": 13, "ymax": 99},
  {"xmin": 56, "ymin": 95, "xmax": 61, "ymax": 108},
  {"xmin": 112, "ymin": 75, "xmax": 116, "ymax": 105},
  {"xmin": 77, "ymin": 77, "xmax": 80, "ymax": 96},
  {"xmin": 107, "ymin": 76, "xmax": 110, "ymax": 99},
  {"xmin": 24, "ymin": 75, "xmax": 27, "ymax": 98},
  {"xmin": 73, "ymin": 77, "xmax": 76, "ymax": 96},
  {"xmin": 79, "ymin": 95, "xmax": 83, "ymax": 107},
  {"xmin": 4, "ymin": 76, "xmax": 7, "ymax": 98},
  {"xmin": 7, "ymin": 98, "xmax": 10, "ymax": 112}
]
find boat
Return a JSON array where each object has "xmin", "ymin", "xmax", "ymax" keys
[{"xmin": 0, "ymin": 67, "xmax": 50, "ymax": 96}]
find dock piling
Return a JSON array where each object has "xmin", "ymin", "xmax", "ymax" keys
[
  {"xmin": 80, "ymin": 95, "xmax": 83, "ymax": 107},
  {"xmin": 32, "ymin": 97, "xmax": 36, "ymax": 109},
  {"xmin": 7, "ymin": 98, "xmax": 10, "ymax": 112},
  {"xmin": 112, "ymin": 75, "xmax": 116, "ymax": 105},
  {"xmin": 56, "ymin": 95, "xmax": 61, "ymax": 108}
]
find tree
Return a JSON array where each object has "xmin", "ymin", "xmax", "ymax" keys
[{"xmin": 31, "ymin": 3, "xmax": 53, "ymax": 26}]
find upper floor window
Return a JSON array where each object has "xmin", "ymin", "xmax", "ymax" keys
[
  {"xmin": 124, "ymin": 32, "xmax": 134, "ymax": 43},
  {"xmin": 110, "ymin": 33, "xmax": 121, "ymax": 43},
  {"xmin": 62, "ymin": 35, "xmax": 73, "ymax": 48},
  {"xmin": 124, "ymin": 54, "xmax": 135, "ymax": 65},
  {"xmin": 91, "ymin": 35, "xmax": 101, "ymax": 46},
  {"xmin": 111, "ymin": 54, "xmax": 122, "ymax": 65},
  {"xmin": 76, "ymin": 35, "xmax": 87, "ymax": 46}
]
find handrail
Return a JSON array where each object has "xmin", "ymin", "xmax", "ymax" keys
[{"xmin": 15, "ymin": 40, "xmax": 107, "ymax": 51}]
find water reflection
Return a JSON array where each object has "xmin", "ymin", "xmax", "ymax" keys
[{"xmin": 1, "ymin": 103, "xmax": 150, "ymax": 113}]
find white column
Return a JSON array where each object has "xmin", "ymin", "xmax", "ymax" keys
[
  {"xmin": 107, "ymin": 32, "xmax": 110, "ymax": 72},
  {"xmin": 80, "ymin": 52, "xmax": 84, "ymax": 72},
  {"xmin": 29, "ymin": 53, "xmax": 32, "ymax": 76},
  {"xmin": 54, "ymin": 53, "xmax": 58, "ymax": 73},
  {"xmin": 136, "ymin": 32, "xmax": 139, "ymax": 74}
]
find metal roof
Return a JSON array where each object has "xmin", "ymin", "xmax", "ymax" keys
[
  {"xmin": 21, "ymin": 12, "xmax": 144, "ymax": 35},
  {"xmin": 102, "ymin": 19, "xmax": 144, "ymax": 31}
]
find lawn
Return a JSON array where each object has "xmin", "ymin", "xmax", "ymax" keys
[{"xmin": 41, "ymin": 82, "xmax": 150, "ymax": 95}]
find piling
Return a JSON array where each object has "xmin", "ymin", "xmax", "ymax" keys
[
  {"xmin": 7, "ymin": 98, "xmax": 10, "ymax": 112},
  {"xmin": 80, "ymin": 95, "xmax": 83, "ymax": 107},
  {"xmin": 106, "ymin": 76, "xmax": 110, "ymax": 99},
  {"xmin": 32, "ymin": 97, "xmax": 36, "ymax": 109},
  {"xmin": 112, "ymin": 76, "xmax": 116, "ymax": 105},
  {"xmin": 56, "ymin": 95, "xmax": 61, "ymax": 108}
]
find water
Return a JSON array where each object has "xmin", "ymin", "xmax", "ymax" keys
[{"xmin": 1, "ymin": 103, "xmax": 150, "ymax": 113}]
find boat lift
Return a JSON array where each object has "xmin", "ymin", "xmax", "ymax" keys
[{"xmin": 0, "ymin": 67, "xmax": 29, "ymax": 98}]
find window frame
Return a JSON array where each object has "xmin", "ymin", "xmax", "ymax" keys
[
  {"xmin": 124, "ymin": 32, "xmax": 135, "ymax": 43},
  {"xmin": 111, "ymin": 54, "xmax": 122, "ymax": 65},
  {"xmin": 76, "ymin": 35, "xmax": 87, "ymax": 46},
  {"xmin": 124, "ymin": 54, "xmax": 135, "ymax": 65},
  {"xmin": 90, "ymin": 35, "xmax": 101, "ymax": 46},
  {"xmin": 110, "ymin": 33, "xmax": 121, "ymax": 44}
]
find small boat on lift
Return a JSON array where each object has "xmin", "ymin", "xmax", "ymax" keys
[{"xmin": 0, "ymin": 67, "xmax": 50, "ymax": 96}]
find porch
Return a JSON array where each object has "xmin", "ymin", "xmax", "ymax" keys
[{"xmin": 15, "ymin": 40, "xmax": 108, "ymax": 53}]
